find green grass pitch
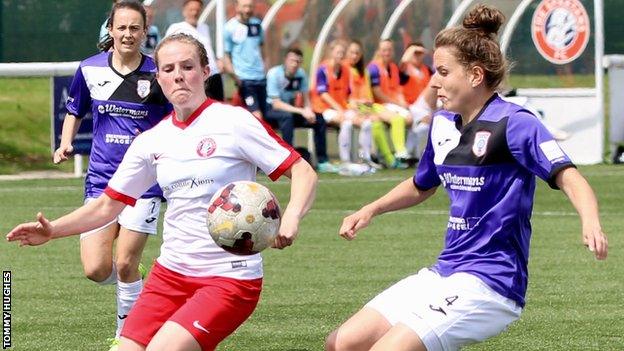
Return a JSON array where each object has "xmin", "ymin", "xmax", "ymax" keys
[{"xmin": 1, "ymin": 166, "xmax": 623, "ymax": 350}]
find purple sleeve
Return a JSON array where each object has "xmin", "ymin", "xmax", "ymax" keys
[
  {"xmin": 367, "ymin": 63, "xmax": 381, "ymax": 87},
  {"xmin": 315, "ymin": 67, "xmax": 329, "ymax": 94},
  {"xmin": 413, "ymin": 128, "xmax": 440, "ymax": 190},
  {"xmin": 506, "ymin": 111, "xmax": 575, "ymax": 189},
  {"xmin": 66, "ymin": 67, "xmax": 92, "ymax": 118}
]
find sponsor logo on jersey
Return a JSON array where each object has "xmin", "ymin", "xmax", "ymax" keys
[
  {"xmin": 439, "ymin": 172, "xmax": 485, "ymax": 192},
  {"xmin": 98, "ymin": 80, "xmax": 111, "ymax": 87},
  {"xmin": 472, "ymin": 131, "xmax": 491, "ymax": 157},
  {"xmin": 105, "ymin": 133, "xmax": 133, "ymax": 144},
  {"xmin": 196, "ymin": 138, "xmax": 217, "ymax": 158},
  {"xmin": 137, "ymin": 79, "xmax": 151, "ymax": 98},
  {"xmin": 447, "ymin": 216, "xmax": 481, "ymax": 231},
  {"xmin": 97, "ymin": 104, "xmax": 149, "ymax": 119},
  {"xmin": 531, "ymin": 0, "xmax": 590, "ymax": 65},
  {"xmin": 161, "ymin": 177, "xmax": 214, "ymax": 192}
]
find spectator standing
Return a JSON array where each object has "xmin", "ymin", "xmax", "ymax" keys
[
  {"xmin": 265, "ymin": 48, "xmax": 338, "ymax": 173},
  {"xmin": 223, "ymin": 0, "xmax": 268, "ymax": 119},
  {"xmin": 141, "ymin": 0, "xmax": 161, "ymax": 57},
  {"xmin": 165, "ymin": 0, "xmax": 224, "ymax": 101}
]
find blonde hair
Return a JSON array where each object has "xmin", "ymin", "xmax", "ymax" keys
[{"xmin": 434, "ymin": 4, "xmax": 508, "ymax": 89}]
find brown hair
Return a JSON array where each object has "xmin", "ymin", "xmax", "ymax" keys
[
  {"xmin": 154, "ymin": 33, "xmax": 209, "ymax": 69},
  {"xmin": 98, "ymin": 0, "xmax": 147, "ymax": 52},
  {"xmin": 183, "ymin": 0, "xmax": 204, "ymax": 7},
  {"xmin": 434, "ymin": 4, "xmax": 508, "ymax": 89},
  {"xmin": 348, "ymin": 40, "xmax": 366, "ymax": 76}
]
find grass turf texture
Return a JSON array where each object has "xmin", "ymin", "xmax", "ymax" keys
[{"xmin": 1, "ymin": 166, "xmax": 622, "ymax": 350}]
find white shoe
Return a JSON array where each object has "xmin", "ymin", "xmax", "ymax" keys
[{"xmin": 339, "ymin": 162, "xmax": 373, "ymax": 176}]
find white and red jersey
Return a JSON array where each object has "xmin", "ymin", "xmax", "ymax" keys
[{"xmin": 105, "ymin": 99, "xmax": 299, "ymax": 279}]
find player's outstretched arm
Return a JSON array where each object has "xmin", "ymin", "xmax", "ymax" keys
[
  {"xmin": 340, "ymin": 178, "xmax": 436, "ymax": 240},
  {"xmin": 53, "ymin": 113, "xmax": 82, "ymax": 164},
  {"xmin": 273, "ymin": 158, "xmax": 318, "ymax": 249},
  {"xmin": 6, "ymin": 194, "xmax": 126, "ymax": 246},
  {"xmin": 556, "ymin": 167, "xmax": 608, "ymax": 260}
]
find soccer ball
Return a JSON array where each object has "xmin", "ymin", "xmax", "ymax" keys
[{"xmin": 206, "ymin": 181, "xmax": 281, "ymax": 255}]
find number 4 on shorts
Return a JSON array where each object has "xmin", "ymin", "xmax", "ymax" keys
[{"xmin": 445, "ymin": 295, "xmax": 458, "ymax": 306}]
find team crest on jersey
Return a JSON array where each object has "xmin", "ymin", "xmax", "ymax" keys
[
  {"xmin": 137, "ymin": 80, "xmax": 151, "ymax": 98},
  {"xmin": 196, "ymin": 137, "xmax": 217, "ymax": 158},
  {"xmin": 531, "ymin": 0, "xmax": 590, "ymax": 65},
  {"xmin": 472, "ymin": 131, "xmax": 491, "ymax": 157}
]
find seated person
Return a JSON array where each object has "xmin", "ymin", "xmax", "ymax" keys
[
  {"xmin": 346, "ymin": 40, "xmax": 408, "ymax": 169},
  {"xmin": 368, "ymin": 39, "xmax": 413, "ymax": 163},
  {"xmin": 311, "ymin": 40, "xmax": 375, "ymax": 173},
  {"xmin": 265, "ymin": 47, "xmax": 337, "ymax": 173},
  {"xmin": 399, "ymin": 42, "xmax": 435, "ymax": 159}
]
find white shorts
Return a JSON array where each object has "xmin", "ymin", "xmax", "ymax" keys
[
  {"xmin": 366, "ymin": 268, "xmax": 522, "ymax": 351},
  {"xmin": 80, "ymin": 197, "xmax": 161, "ymax": 239},
  {"xmin": 321, "ymin": 109, "xmax": 357, "ymax": 123},
  {"xmin": 383, "ymin": 103, "xmax": 410, "ymax": 119}
]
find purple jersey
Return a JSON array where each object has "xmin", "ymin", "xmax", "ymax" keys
[
  {"xmin": 66, "ymin": 52, "xmax": 171, "ymax": 199},
  {"xmin": 414, "ymin": 94, "xmax": 574, "ymax": 306}
]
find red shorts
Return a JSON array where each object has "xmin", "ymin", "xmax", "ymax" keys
[{"xmin": 121, "ymin": 261, "xmax": 262, "ymax": 350}]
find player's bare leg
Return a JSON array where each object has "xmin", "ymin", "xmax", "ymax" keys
[
  {"xmin": 325, "ymin": 307, "xmax": 392, "ymax": 351},
  {"xmin": 147, "ymin": 321, "xmax": 201, "ymax": 351},
  {"xmin": 116, "ymin": 228, "xmax": 149, "ymax": 283},
  {"xmin": 118, "ymin": 337, "xmax": 146, "ymax": 351},
  {"xmin": 80, "ymin": 223, "xmax": 118, "ymax": 283},
  {"xmin": 369, "ymin": 324, "xmax": 427, "ymax": 351}
]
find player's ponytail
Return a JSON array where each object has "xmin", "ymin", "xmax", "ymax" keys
[{"xmin": 434, "ymin": 4, "xmax": 508, "ymax": 90}]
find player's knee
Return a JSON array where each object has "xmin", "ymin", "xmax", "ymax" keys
[
  {"xmin": 325, "ymin": 329, "xmax": 362, "ymax": 351},
  {"xmin": 325, "ymin": 329, "xmax": 353, "ymax": 351},
  {"xmin": 115, "ymin": 256, "xmax": 140, "ymax": 281},
  {"xmin": 83, "ymin": 264, "xmax": 113, "ymax": 283},
  {"xmin": 325, "ymin": 330, "xmax": 338, "ymax": 351}
]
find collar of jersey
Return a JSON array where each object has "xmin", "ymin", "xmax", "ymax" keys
[
  {"xmin": 171, "ymin": 98, "xmax": 215, "ymax": 129},
  {"xmin": 453, "ymin": 93, "xmax": 499, "ymax": 130}
]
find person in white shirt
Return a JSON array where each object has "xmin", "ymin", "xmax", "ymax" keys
[
  {"xmin": 165, "ymin": 0, "xmax": 224, "ymax": 101},
  {"xmin": 7, "ymin": 33, "xmax": 318, "ymax": 351}
]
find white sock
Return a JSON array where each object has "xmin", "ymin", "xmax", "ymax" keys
[
  {"xmin": 116, "ymin": 279, "xmax": 143, "ymax": 338},
  {"xmin": 358, "ymin": 120, "xmax": 372, "ymax": 161},
  {"xmin": 338, "ymin": 120, "xmax": 353, "ymax": 162},
  {"xmin": 98, "ymin": 262, "xmax": 117, "ymax": 285}
]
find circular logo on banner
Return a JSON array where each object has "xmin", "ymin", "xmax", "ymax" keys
[{"xmin": 531, "ymin": 0, "xmax": 590, "ymax": 65}]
